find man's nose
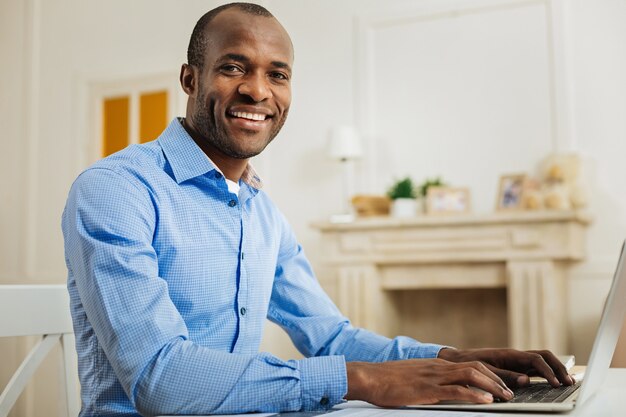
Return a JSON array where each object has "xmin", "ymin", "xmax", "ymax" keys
[{"xmin": 237, "ymin": 73, "xmax": 272, "ymax": 102}]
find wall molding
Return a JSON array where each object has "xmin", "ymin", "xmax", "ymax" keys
[
  {"xmin": 549, "ymin": 0, "xmax": 577, "ymax": 152},
  {"xmin": 23, "ymin": 0, "xmax": 41, "ymax": 283}
]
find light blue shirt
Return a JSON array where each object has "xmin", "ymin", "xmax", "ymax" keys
[{"xmin": 62, "ymin": 118, "xmax": 444, "ymax": 417}]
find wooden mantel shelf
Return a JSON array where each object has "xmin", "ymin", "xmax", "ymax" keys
[
  {"xmin": 312, "ymin": 210, "xmax": 591, "ymax": 231},
  {"xmin": 311, "ymin": 210, "xmax": 590, "ymax": 352}
]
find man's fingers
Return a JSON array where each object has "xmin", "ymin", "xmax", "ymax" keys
[
  {"xmin": 437, "ymin": 385, "xmax": 494, "ymax": 404},
  {"xmin": 446, "ymin": 362, "xmax": 514, "ymax": 400},
  {"xmin": 436, "ymin": 348, "xmax": 575, "ymax": 392},
  {"xmin": 524, "ymin": 352, "xmax": 561, "ymax": 387},
  {"xmin": 450, "ymin": 361, "xmax": 503, "ymax": 385},
  {"xmin": 486, "ymin": 363, "xmax": 530, "ymax": 388},
  {"xmin": 530, "ymin": 350, "xmax": 574, "ymax": 386}
]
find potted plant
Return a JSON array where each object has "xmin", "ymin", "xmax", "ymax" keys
[{"xmin": 387, "ymin": 177, "xmax": 418, "ymax": 218}]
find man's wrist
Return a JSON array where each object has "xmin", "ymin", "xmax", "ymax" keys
[{"xmin": 345, "ymin": 362, "xmax": 374, "ymax": 402}]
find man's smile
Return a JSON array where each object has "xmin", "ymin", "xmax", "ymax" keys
[
  {"xmin": 227, "ymin": 110, "xmax": 270, "ymax": 121},
  {"xmin": 225, "ymin": 107, "xmax": 275, "ymax": 132}
]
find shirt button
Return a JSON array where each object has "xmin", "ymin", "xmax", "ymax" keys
[
  {"xmin": 228, "ymin": 199, "xmax": 237, "ymax": 207},
  {"xmin": 320, "ymin": 397, "xmax": 329, "ymax": 406},
  {"xmin": 240, "ymin": 307, "xmax": 247, "ymax": 316},
  {"xmin": 214, "ymin": 172, "xmax": 222, "ymax": 179}
]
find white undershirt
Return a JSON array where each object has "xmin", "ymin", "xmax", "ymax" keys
[
  {"xmin": 206, "ymin": 155, "xmax": 241, "ymax": 196},
  {"xmin": 224, "ymin": 177, "xmax": 240, "ymax": 196}
]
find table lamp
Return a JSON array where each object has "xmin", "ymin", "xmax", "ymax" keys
[{"xmin": 328, "ymin": 126, "xmax": 362, "ymax": 222}]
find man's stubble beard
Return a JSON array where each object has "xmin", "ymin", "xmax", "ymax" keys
[{"xmin": 191, "ymin": 89, "xmax": 288, "ymax": 160}]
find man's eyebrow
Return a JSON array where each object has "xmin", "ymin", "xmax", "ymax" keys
[
  {"xmin": 219, "ymin": 53, "xmax": 250, "ymax": 63},
  {"xmin": 271, "ymin": 61, "xmax": 292, "ymax": 73},
  {"xmin": 218, "ymin": 53, "xmax": 291, "ymax": 73}
]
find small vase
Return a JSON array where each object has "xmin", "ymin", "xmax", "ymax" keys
[{"xmin": 391, "ymin": 198, "xmax": 417, "ymax": 218}]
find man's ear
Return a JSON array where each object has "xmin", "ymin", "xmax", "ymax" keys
[{"xmin": 180, "ymin": 63, "xmax": 198, "ymax": 97}]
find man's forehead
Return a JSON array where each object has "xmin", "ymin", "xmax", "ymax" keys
[{"xmin": 204, "ymin": 9, "xmax": 293, "ymax": 61}]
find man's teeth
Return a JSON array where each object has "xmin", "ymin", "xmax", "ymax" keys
[{"xmin": 230, "ymin": 111, "xmax": 267, "ymax": 121}]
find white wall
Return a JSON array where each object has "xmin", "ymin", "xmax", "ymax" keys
[{"xmin": 1, "ymin": 0, "xmax": 625, "ymax": 413}]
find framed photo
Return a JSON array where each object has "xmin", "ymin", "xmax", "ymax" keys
[
  {"xmin": 496, "ymin": 174, "xmax": 527, "ymax": 210},
  {"xmin": 426, "ymin": 187, "xmax": 471, "ymax": 215}
]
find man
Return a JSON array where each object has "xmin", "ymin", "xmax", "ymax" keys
[{"xmin": 62, "ymin": 3, "xmax": 573, "ymax": 416}]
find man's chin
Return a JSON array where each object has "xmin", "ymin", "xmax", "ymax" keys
[
  {"xmin": 222, "ymin": 143, "xmax": 268, "ymax": 160},
  {"xmin": 225, "ymin": 151, "xmax": 260, "ymax": 160},
  {"xmin": 224, "ymin": 135, "xmax": 273, "ymax": 159}
]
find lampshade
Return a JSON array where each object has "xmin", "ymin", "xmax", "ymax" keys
[{"xmin": 328, "ymin": 126, "xmax": 362, "ymax": 160}]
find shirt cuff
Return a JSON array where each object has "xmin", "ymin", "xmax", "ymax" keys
[
  {"xmin": 298, "ymin": 355, "xmax": 347, "ymax": 411},
  {"xmin": 407, "ymin": 343, "xmax": 449, "ymax": 359}
]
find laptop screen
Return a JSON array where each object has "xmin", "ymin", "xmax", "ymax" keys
[{"xmin": 577, "ymin": 241, "xmax": 626, "ymax": 404}]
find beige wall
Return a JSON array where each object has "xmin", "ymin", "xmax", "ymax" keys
[{"xmin": 1, "ymin": 0, "xmax": 625, "ymax": 415}]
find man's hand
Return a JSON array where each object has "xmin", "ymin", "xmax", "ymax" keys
[
  {"xmin": 345, "ymin": 359, "xmax": 514, "ymax": 407},
  {"xmin": 437, "ymin": 348, "xmax": 575, "ymax": 388}
]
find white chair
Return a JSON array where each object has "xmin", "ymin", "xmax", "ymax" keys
[{"xmin": 0, "ymin": 285, "xmax": 80, "ymax": 417}]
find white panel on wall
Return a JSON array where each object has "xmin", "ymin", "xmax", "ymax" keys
[{"xmin": 358, "ymin": 1, "xmax": 557, "ymax": 212}]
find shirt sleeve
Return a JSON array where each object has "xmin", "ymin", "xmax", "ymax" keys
[
  {"xmin": 267, "ymin": 211, "xmax": 446, "ymax": 395},
  {"xmin": 62, "ymin": 167, "xmax": 346, "ymax": 415}
]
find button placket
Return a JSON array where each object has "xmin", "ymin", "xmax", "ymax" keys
[{"xmin": 234, "ymin": 207, "xmax": 249, "ymax": 351}]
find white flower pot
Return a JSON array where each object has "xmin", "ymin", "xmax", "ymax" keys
[{"xmin": 391, "ymin": 198, "xmax": 417, "ymax": 218}]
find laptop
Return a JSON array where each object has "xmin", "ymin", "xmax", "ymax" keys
[{"xmin": 409, "ymin": 240, "xmax": 626, "ymax": 413}]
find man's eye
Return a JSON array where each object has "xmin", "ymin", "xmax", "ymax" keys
[
  {"xmin": 270, "ymin": 72, "xmax": 289, "ymax": 81},
  {"xmin": 222, "ymin": 65, "xmax": 243, "ymax": 73}
]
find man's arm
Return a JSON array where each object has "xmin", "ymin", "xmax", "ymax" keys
[
  {"xmin": 63, "ymin": 168, "xmax": 345, "ymax": 415},
  {"xmin": 267, "ymin": 214, "xmax": 443, "ymax": 363}
]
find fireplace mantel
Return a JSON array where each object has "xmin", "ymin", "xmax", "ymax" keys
[{"xmin": 312, "ymin": 210, "xmax": 590, "ymax": 352}]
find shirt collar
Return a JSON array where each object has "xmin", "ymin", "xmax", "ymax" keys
[{"xmin": 157, "ymin": 118, "xmax": 263, "ymax": 189}]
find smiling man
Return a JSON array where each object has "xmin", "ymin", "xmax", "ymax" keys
[{"xmin": 62, "ymin": 3, "xmax": 573, "ymax": 417}]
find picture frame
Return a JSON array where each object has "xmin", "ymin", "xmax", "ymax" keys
[
  {"xmin": 496, "ymin": 173, "xmax": 527, "ymax": 211},
  {"xmin": 426, "ymin": 187, "xmax": 471, "ymax": 215}
]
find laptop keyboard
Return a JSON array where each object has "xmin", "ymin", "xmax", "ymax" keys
[{"xmin": 508, "ymin": 382, "xmax": 581, "ymax": 403}]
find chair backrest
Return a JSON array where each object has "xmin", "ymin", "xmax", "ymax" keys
[{"xmin": 0, "ymin": 285, "xmax": 79, "ymax": 417}]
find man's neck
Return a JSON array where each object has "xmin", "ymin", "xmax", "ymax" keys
[
  {"xmin": 181, "ymin": 119, "xmax": 248, "ymax": 182},
  {"xmin": 203, "ymin": 151, "xmax": 248, "ymax": 183}
]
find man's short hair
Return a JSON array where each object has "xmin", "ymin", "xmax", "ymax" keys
[{"xmin": 187, "ymin": 2, "xmax": 274, "ymax": 69}]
